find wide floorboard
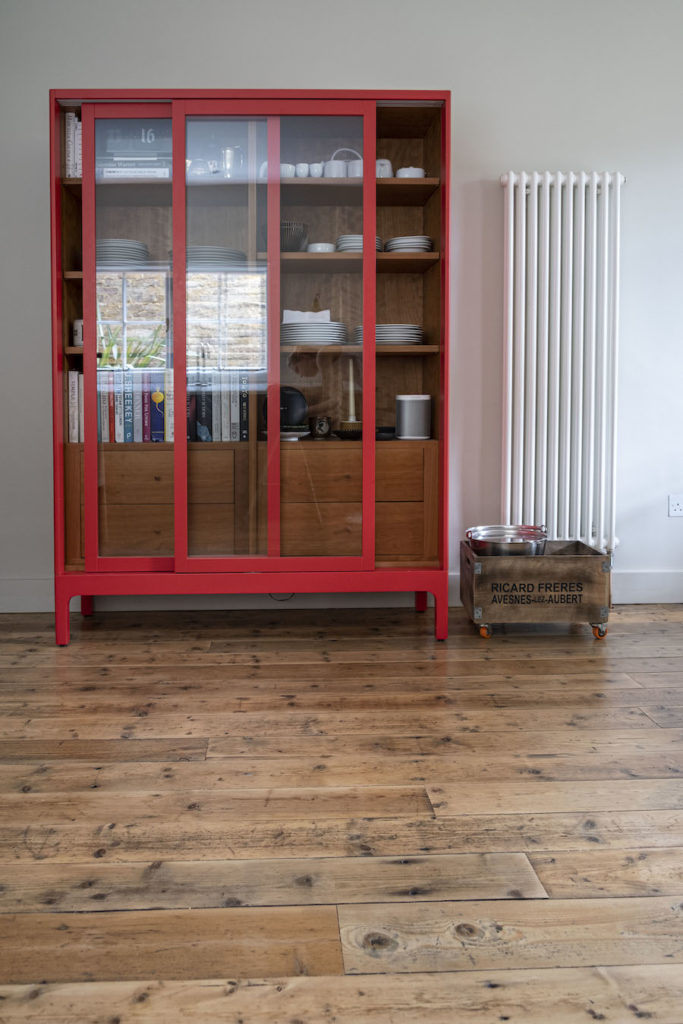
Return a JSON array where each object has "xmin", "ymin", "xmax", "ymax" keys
[{"xmin": 1, "ymin": 604, "xmax": 683, "ymax": 1022}]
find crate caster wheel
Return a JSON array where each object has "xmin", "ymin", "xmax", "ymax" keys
[
  {"xmin": 592, "ymin": 624, "xmax": 608, "ymax": 639},
  {"xmin": 479, "ymin": 625, "xmax": 492, "ymax": 639}
]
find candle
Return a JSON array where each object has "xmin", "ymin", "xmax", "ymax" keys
[{"xmin": 348, "ymin": 358, "xmax": 356, "ymax": 421}]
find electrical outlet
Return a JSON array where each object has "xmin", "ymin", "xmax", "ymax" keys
[{"xmin": 669, "ymin": 494, "xmax": 683, "ymax": 517}]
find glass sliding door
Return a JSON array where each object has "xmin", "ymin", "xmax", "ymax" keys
[{"xmin": 83, "ymin": 105, "xmax": 174, "ymax": 569}]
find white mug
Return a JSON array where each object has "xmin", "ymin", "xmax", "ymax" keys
[
  {"xmin": 324, "ymin": 159, "xmax": 347, "ymax": 178},
  {"xmin": 295, "ymin": 162, "xmax": 309, "ymax": 178},
  {"xmin": 348, "ymin": 159, "xmax": 363, "ymax": 178},
  {"xmin": 280, "ymin": 163, "xmax": 296, "ymax": 178},
  {"xmin": 72, "ymin": 319, "xmax": 83, "ymax": 347},
  {"xmin": 376, "ymin": 158, "xmax": 393, "ymax": 178},
  {"xmin": 309, "ymin": 162, "xmax": 323, "ymax": 178}
]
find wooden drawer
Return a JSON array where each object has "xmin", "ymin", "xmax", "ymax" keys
[
  {"xmin": 188, "ymin": 448, "xmax": 235, "ymax": 504},
  {"xmin": 281, "ymin": 446, "xmax": 361, "ymax": 503},
  {"xmin": 98, "ymin": 450, "xmax": 173, "ymax": 505},
  {"xmin": 376, "ymin": 444, "xmax": 424, "ymax": 501},
  {"xmin": 188, "ymin": 504, "xmax": 236, "ymax": 555},
  {"xmin": 99, "ymin": 505, "xmax": 174, "ymax": 557},
  {"xmin": 280, "ymin": 502, "xmax": 362, "ymax": 556},
  {"xmin": 376, "ymin": 502, "xmax": 425, "ymax": 558}
]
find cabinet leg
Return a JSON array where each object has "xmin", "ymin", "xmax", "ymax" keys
[
  {"xmin": 55, "ymin": 592, "xmax": 71, "ymax": 647},
  {"xmin": 81, "ymin": 595, "xmax": 94, "ymax": 618},
  {"xmin": 433, "ymin": 590, "xmax": 449, "ymax": 641},
  {"xmin": 415, "ymin": 591, "xmax": 428, "ymax": 613}
]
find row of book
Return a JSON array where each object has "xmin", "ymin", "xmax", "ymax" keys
[
  {"xmin": 64, "ymin": 113, "xmax": 82, "ymax": 178},
  {"xmin": 67, "ymin": 369, "xmax": 252, "ymax": 443}
]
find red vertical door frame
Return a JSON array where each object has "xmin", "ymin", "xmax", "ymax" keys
[
  {"xmin": 50, "ymin": 95, "xmax": 66, "ymax": 577},
  {"xmin": 82, "ymin": 102, "xmax": 174, "ymax": 573},
  {"xmin": 172, "ymin": 98, "xmax": 375, "ymax": 574},
  {"xmin": 439, "ymin": 97, "xmax": 451, "ymax": 571},
  {"xmin": 361, "ymin": 106, "xmax": 377, "ymax": 567}
]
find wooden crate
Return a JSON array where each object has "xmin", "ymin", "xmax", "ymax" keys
[{"xmin": 460, "ymin": 540, "xmax": 611, "ymax": 637}]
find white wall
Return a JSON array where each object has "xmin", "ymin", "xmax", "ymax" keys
[{"xmin": 1, "ymin": 0, "xmax": 681, "ymax": 611}]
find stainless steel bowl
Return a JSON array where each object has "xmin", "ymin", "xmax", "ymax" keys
[{"xmin": 466, "ymin": 524, "xmax": 547, "ymax": 556}]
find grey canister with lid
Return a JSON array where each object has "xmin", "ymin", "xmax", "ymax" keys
[{"xmin": 396, "ymin": 394, "xmax": 431, "ymax": 439}]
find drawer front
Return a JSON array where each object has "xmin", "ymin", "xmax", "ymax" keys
[
  {"xmin": 376, "ymin": 446, "xmax": 424, "ymax": 501},
  {"xmin": 99, "ymin": 450, "xmax": 174, "ymax": 504},
  {"xmin": 281, "ymin": 447, "xmax": 362, "ymax": 503},
  {"xmin": 376, "ymin": 502, "xmax": 425, "ymax": 558},
  {"xmin": 99, "ymin": 504, "xmax": 174, "ymax": 557},
  {"xmin": 280, "ymin": 503, "xmax": 362, "ymax": 556},
  {"xmin": 188, "ymin": 504, "xmax": 236, "ymax": 556},
  {"xmin": 188, "ymin": 449, "xmax": 235, "ymax": 504}
]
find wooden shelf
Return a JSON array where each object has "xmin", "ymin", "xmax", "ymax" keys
[
  {"xmin": 281, "ymin": 178, "xmax": 362, "ymax": 206},
  {"xmin": 278, "ymin": 252, "xmax": 439, "ymax": 273},
  {"xmin": 280, "ymin": 345, "xmax": 438, "ymax": 355},
  {"xmin": 63, "ymin": 346, "xmax": 85, "ymax": 355},
  {"xmin": 376, "ymin": 178, "xmax": 440, "ymax": 205},
  {"xmin": 63, "ymin": 270, "xmax": 83, "ymax": 280}
]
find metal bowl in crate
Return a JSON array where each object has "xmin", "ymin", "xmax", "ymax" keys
[{"xmin": 466, "ymin": 525, "xmax": 547, "ymax": 556}]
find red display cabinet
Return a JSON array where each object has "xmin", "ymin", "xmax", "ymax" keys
[{"xmin": 50, "ymin": 90, "xmax": 450, "ymax": 644}]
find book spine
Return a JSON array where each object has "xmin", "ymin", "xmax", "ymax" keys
[
  {"xmin": 114, "ymin": 369, "xmax": 124, "ymax": 443},
  {"xmin": 186, "ymin": 367, "xmax": 197, "ymax": 442},
  {"xmin": 229, "ymin": 370, "xmax": 239, "ymax": 441},
  {"xmin": 75, "ymin": 118, "xmax": 82, "ymax": 178},
  {"xmin": 142, "ymin": 372, "xmax": 151, "ymax": 442},
  {"xmin": 196, "ymin": 369, "xmax": 212, "ymax": 442},
  {"xmin": 98, "ymin": 374, "xmax": 109, "ymax": 443},
  {"xmin": 164, "ymin": 369, "xmax": 174, "ymax": 442},
  {"xmin": 220, "ymin": 370, "xmax": 231, "ymax": 442},
  {"xmin": 67, "ymin": 370, "xmax": 79, "ymax": 442},
  {"xmin": 107, "ymin": 371, "xmax": 115, "ymax": 442},
  {"xmin": 150, "ymin": 372, "xmax": 165, "ymax": 442},
  {"xmin": 123, "ymin": 370, "xmax": 134, "ymax": 443},
  {"xmin": 65, "ymin": 112, "xmax": 75, "ymax": 177},
  {"xmin": 211, "ymin": 370, "xmax": 222, "ymax": 442},
  {"xmin": 133, "ymin": 370, "xmax": 143, "ymax": 442},
  {"xmin": 78, "ymin": 373, "xmax": 84, "ymax": 443},
  {"xmin": 239, "ymin": 371, "xmax": 249, "ymax": 441}
]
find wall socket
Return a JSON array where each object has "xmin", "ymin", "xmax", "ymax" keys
[{"xmin": 669, "ymin": 494, "xmax": 683, "ymax": 517}]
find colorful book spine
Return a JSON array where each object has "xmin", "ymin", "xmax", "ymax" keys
[
  {"xmin": 211, "ymin": 370, "xmax": 222, "ymax": 442},
  {"xmin": 133, "ymin": 371, "xmax": 143, "ymax": 442},
  {"xmin": 196, "ymin": 369, "xmax": 212, "ymax": 442},
  {"xmin": 78, "ymin": 373, "xmax": 84, "ymax": 443},
  {"xmin": 239, "ymin": 371, "xmax": 249, "ymax": 441},
  {"xmin": 98, "ymin": 373, "xmax": 109, "ymax": 443},
  {"xmin": 164, "ymin": 369, "xmax": 174, "ymax": 442},
  {"xmin": 220, "ymin": 370, "xmax": 231, "ymax": 442},
  {"xmin": 186, "ymin": 367, "xmax": 197, "ymax": 442},
  {"xmin": 150, "ymin": 372, "xmax": 165, "ymax": 442},
  {"xmin": 123, "ymin": 370, "xmax": 134, "ymax": 443},
  {"xmin": 113, "ymin": 370, "xmax": 124, "ymax": 443},
  {"xmin": 67, "ymin": 370, "xmax": 79, "ymax": 442},
  {"xmin": 142, "ymin": 372, "xmax": 151, "ymax": 442},
  {"xmin": 229, "ymin": 370, "xmax": 239, "ymax": 441},
  {"xmin": 107, "ymin": 371, "xmax": 115, "ymax": 442}
]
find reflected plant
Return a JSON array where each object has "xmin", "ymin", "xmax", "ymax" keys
[{"xmin": 97, "ymin": 323, "xmax": 168, "ymax": 368}]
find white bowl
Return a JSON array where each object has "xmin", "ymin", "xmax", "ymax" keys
[
  {"xmin": 396, "ymin": 166, "xmax": 426, "ymax": 178},
  {"xmin": 307, "ymin": 242, "xmax": 336, "ymax": 253}
]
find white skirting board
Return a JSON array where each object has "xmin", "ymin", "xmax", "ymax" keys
[{"xmin": 2, "ymin": 573, "xmax": 683, "ymax": 612}]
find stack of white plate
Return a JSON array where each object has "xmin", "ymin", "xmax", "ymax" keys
[
  {"xmin": 281, "ymin": 321, "xmax": 349, "ymax": 346},
  {"xmin": 335, "ymin": 235, "xmax": 383, "ymax": 252},
  {"xmin": 384, "ymin": 235, "xmax": 433, "ymax": 252},
  {"xmin": 353, "ymin": 324, "xmax": 424, "ymax": 346},
  {"xmin": 96, "ymin": 238, "xmax": 151, "ymax": 266},
  {"xmin": 186, "ymin": 245, "xmax": 246, "ymax": 267}
]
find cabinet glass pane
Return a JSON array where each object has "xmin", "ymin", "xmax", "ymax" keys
[
  {"xmin": 185, "ymin": 117, "xmax": 267, "ymax": 557},
  {"xmin": 279, "ymin": 116, "xmax": 363, "ymax": 557},
  {"xmin": 94, "ymin": 118, "xmax": 173, "ymax": 558}
]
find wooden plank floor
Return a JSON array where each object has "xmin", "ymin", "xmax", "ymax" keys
[{"xmin": 1, "ymin": 604, "xmax": 683, "ymax": 1022}]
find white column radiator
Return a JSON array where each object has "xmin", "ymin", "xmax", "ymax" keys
[{"xmin": 500, "ymin": 171, "xmax": 624, "ymax": 553}]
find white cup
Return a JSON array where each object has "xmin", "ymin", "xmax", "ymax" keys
[
  {"xmin": 324, "ymin": 159, "xmax": 347, "ymax": 178},
  {"xmin": 376, "ymin": 159, "xmax": 393, "ymax": 178},
  {"xmin": 295, "ymin": 163, "xmax": 309, "ymax": 178},
  {"xmin": 72, "ymin": 319, "xmax": 83, "ymax": 347},
  {"xmin": 309, "ymin": 162, "xmax": 323, "ymax": 178},
  {"xmin": 280, "ymin": 163, "xmax": 296, "ymax": 178},
  {"xmin": 348, "ymin": 159, "xmax": 363, "ymax": 178}
]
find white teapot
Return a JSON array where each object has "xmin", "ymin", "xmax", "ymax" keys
[{"xmin": 324, "ymin": 148, "xmax": 363, "ymax": 178}]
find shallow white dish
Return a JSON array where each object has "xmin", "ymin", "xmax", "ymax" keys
[{"xmin": 307, "ymin": 243, "xmax": 336, "ymax": 253}]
